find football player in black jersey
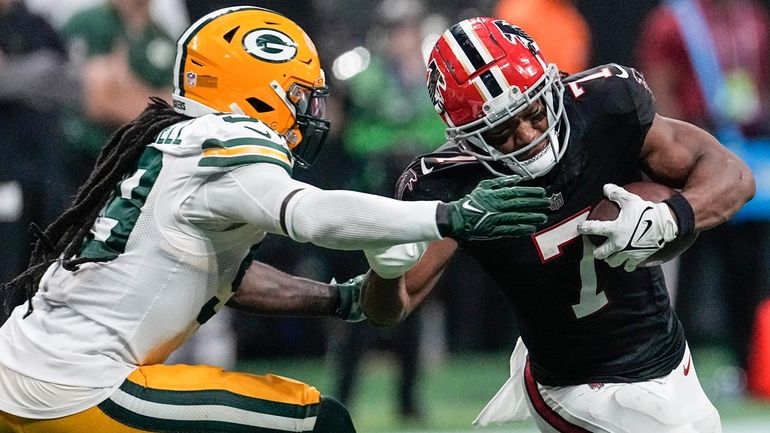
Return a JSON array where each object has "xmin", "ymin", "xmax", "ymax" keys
[{"xmin": 359, "ymin": 17, "xmax": 754, "ymax": 433}]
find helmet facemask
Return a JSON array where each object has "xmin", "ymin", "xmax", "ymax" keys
[
  {"xmin": 274, "ymin": 81, "xmax": 330, "ymax": 167},
  {"xmin": 448, "ymin": 64, "xmax": 570, "ymax": 180}
]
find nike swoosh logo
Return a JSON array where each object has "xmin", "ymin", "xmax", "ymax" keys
[
  {"xmin": 683, "ymin": 355, "xmax": 692, "ymax": 376},
  {"xmin": 420, "ymin": 158, "xmax": 434, "ymax": 175},
  {"xmin": 628, "ymin": 207, "xmax": 654, "ymax": 248},
  {"xmin": 462, "ymin": 200, "xmax": 484, "ymax": 214},
  {"xmin": 613, "ymin": 63, "xmax": 629, "ymax": 78},
  {"xmin": 636, "ymin": 220, "xmax": 653, "ymax": 243}
]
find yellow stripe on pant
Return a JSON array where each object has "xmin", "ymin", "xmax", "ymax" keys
[{"xmin": 0, "ymin": 364, "xmax": 322, "ymax": 433}]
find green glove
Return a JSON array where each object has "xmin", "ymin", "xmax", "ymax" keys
[
  {"xmin": 334, "ymin": 274, "xmax": 366, "ymax": 323},
  {"xmin": 440, "ymin": 176, "xmax": 550, "ymax": 241}
]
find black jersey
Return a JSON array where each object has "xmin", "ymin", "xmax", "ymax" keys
[{"xmin": 396, "ymin": 64, "xmax": 686, "ymax": 386}]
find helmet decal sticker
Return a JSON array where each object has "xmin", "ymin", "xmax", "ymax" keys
[
  {"xmin": 427, "ymin": 59, "xmax": 447, "ymax": 114},
  {"xmin": 492, "ymin": 20, "xmax": 541, "ymax": 56},
  {"xmin": 186, "ymin": 71, "xmax": 197, "ymax": 87},
  {"xmin": 243, "ymin": 28, "xmax": 298, "ymax": 63}
]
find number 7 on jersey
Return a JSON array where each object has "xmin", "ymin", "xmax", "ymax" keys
[{"xmin": 532, "ymin": 209, "xmax": 608, "ymax": 318}]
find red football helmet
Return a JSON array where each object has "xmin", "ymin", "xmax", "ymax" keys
[{"xmin": 426, "ymin": 17, "xmax": 570, "ymax": 180}]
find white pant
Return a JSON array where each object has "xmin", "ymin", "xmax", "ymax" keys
[{"xmin": 474, "ymin": 339, "xmax": 722, "ymax": 433}]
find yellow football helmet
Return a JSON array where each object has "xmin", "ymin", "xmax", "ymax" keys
[{"xmin": 172, "ymin": 6, "xmax": 329, "ymax": 165}]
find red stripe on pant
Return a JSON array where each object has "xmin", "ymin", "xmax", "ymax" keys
[{"xmin": 523, "ymin": 359, "xmax": 592, "ymax": 433}]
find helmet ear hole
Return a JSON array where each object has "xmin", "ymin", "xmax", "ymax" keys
[
  {"xmin": 247, "ymin": 97, "xmax": 275, "ymax": 113},
  {"xmin": 223, "ymin": 26, "xmax": 239, "ymax": 43}
]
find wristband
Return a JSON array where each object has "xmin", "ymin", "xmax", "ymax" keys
[
  {"xmin": 332, "ymin": 280, "xmax": 344, "ymax": 318},
  {"xmin": 435, "ymin": 203, "xmax": 451, "ymax": 237},
  {"xmin": 663, "ymin": 193, "xmax": 695, "ymax": 237}
]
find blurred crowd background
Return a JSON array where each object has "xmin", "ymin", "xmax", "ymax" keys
[{"xmin": 2, "ymin": 0, "xmax": 770, "ymax": 426}]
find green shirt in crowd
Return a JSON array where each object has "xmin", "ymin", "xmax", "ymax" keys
[{"xmin": 60, "ymin": 3, "xmax": 176, "ymax": 159}]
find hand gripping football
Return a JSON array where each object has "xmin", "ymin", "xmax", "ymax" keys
[{"xmin": 587, "ymin": 181, "xmax": 698, "ymax": 267}]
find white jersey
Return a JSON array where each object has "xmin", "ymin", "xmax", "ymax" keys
[{"xmin": 0, "ymin": 113, "xmax": 443, "ymax": 418}]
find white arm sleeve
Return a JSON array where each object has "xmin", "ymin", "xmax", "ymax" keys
[
  {"xmin": 364, "ymin": 241, "xmax": 430, "ymax": 279},
  {"xmin": 187, "ymin": 164, "xmax": 443, "ymax": 250}
]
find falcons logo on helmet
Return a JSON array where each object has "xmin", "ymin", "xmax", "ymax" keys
[
  {"xmin": 427, "ymin": 59, "xmax": 447, "ymax": 114},
  {"xmin": 493, "ymin": 20, "xmax": 541, "ymax": 56}
]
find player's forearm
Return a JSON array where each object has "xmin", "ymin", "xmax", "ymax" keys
[
  {"xmin": 228, "ymin": 261, "xmax": 338, "ymax": 317},
  {"xmin": 680, "ymin": 145, "xmax": 755, "ymax": 231},
  {"xmin": 363, "ymin": 239, "xmax": 457, "ymax": 326},
  {"xmin": 285, "ymin": 189, "xmax": 443, "ymax": 250}
]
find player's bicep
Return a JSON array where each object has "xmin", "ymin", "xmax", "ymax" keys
[
  {"xmin": 640, "ymin": 114, "xmax": 712, "ymax": 188},
  {"xmin": 184, "ymin": 163, "xmax": 312, "ymax": 234}
]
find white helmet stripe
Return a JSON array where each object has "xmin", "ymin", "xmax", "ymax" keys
[
  {"xmin": 490, "ymin": 65, "xmax": 510, "ymax": 89},
  {"xmin": 442, "ymin": 31, "xmax": 476, "ymax": 75},
  {"xmin": 471, "ymin": 76, "xmax": 494, "ymax": 102},
  {"xmin": 459, "ymin": 20, "xmax": 495, "ymax": 65},
  {"xmin": 442, "ymin": 111, "xmax": 455, "ymax": 127}
]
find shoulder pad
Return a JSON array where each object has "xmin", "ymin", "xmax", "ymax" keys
[
  {"xmin": 396, "ymin": 143, "xmax": 485, "ymax": 201},
  {"xmin": 151, "ymin": 113, "xmax": 293, "ymax": 175},
  {"xmin": 564, "ymin": 64, "xmax": 654, "ymax": 119}
]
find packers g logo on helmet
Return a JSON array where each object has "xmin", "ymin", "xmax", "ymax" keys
[{"xmin": 243, "ymin": 29, "xmax": 297, "ymax": 63}]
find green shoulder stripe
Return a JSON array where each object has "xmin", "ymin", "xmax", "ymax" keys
[{"xmin": 199, "ymin": 137, "xmax": 293, "ymax": 175}]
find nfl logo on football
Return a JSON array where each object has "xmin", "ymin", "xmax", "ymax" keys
[{"xmin": 186, "ymin": 72, "xmax": 197, "ymax": 87}]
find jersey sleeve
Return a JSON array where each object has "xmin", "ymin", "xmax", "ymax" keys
[
  {"xmin": 181, "ymin": 163, "xmax": 311, "ymax": 235},
  {"xmin": 396, "ymin": 147, "xmax": 487, "ymax": 203},
  {"xmin": 623, "ymin": 66, "xmax": 656, "ymax": 134},
  {"xmin": 567, "ymin": 64, "xmax": 656, "ymax": 156}
]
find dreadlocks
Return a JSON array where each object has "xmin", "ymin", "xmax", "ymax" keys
[{"xmin": 1, "ymin": 97, "xmax": 189, "ymax": 321}]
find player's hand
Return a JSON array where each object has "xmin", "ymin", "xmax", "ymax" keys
[
  {"xmin": 577, "ymin": 183, "xmax": 678, "ymax": 271},
  {"xmin": 333, "ymin": 275, "xmax": 366, "ymax": 322},
  {"xmin": 442, "ymin": 176, "xmax": 550, "ymax": 241}
]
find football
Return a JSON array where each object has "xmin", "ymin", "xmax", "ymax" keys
[{"xmin": 587, "ymin": 181, "xmax": 698, "ymax": 268}]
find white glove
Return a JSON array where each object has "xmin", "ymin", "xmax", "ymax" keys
[
  {"xmin": 577, "ymin": 183, "xmax": 679, "ymax": 272},
  {"xmin": 364, "ymin": 241, "xmax": 429, "ymax": 279}
]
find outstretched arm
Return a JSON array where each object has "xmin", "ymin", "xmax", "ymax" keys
[{"xmin": 228, "ymin": 261, "xmax": 339, "ymax": 317}]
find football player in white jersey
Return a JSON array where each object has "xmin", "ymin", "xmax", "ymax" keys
[{"xmin": 0, "ymin": 7, "xmax": 553, "ymax": 433}]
